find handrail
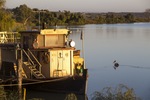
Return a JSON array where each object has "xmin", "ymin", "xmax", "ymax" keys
[
  {"xmin": 0, "ymin": 31, "xmax": 20, "ymax": 44},
  {"xmin": 27, "ymin": 49, "xmax": 42, "ymax": 73},
  {"xmin": 22, "ymin": 49, "xmax": 34, "ymax": 65}
]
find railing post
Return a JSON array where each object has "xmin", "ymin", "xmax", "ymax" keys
[
  {"xmin": 18, "ymin": 59, "xmax": 22, "ymax": 100},
  {"xmin": 28, "ymin": 49, "xmax": 42, "ymax": 73},
  {"xmin": 0, "ymin": 32, "xmax": 20, "ymax": 44}
]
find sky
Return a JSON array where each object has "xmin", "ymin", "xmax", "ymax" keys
[{"xmin": 5, "ymin": 0, "xmax": 150, "ymax": 12}]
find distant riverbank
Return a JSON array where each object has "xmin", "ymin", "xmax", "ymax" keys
[{"xmin": 1, "ymin": 4, "xmax": 150, "ymax": 31}]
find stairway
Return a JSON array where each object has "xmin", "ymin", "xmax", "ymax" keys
[
  {"xmin": 22, "ymin": 49, "xmax": 45, "ymax": 79},
  {"xmin": 23, "ymin": 62, "xmax": 45, "ymax": 79}
]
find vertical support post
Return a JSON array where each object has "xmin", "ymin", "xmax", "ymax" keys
[
  {"xmin": 23, "ymin": 88, "xmax": 26, "ymax": 100},
  {"xmin": 0, "ymin": 48, "xmax": 1, "ymax": 69},
  {"xmin": 39, "ymin": 11, "xmax": 40, "ymax": 30},
  {"xmin": 70, "ymin": 50, "xmax": 73, "ymax": 75},
  {"xmin": 81, "ymin": 30, "xmax": 86, "ymax": 69},
  {"xmin": 18, "ymin": 59, "xmax": 22, "ymax": 100}
]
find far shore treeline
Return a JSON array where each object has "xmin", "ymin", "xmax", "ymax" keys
[{"xmin": 0, "ymin": 2, "xmax": 150, "ymax": 31}]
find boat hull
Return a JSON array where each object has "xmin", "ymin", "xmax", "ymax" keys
[
  {"xmin": 23, "ymin": 75, "xmax": 87, "ymax": 94},
  {"xmin": 1, "ymin": 69, "xmax": 88, "ymax": 95}
]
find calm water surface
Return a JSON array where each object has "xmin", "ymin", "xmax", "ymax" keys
[{"xmin": 69, "ymin": 23, "xmax": 150, "ymax": 100}]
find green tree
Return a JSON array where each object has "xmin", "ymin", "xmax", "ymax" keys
[
  {"xmin": 0, "ymin": 10, "xmax": 15, "ymax": 31},
  {"xmin": 0, "ymin": 0, "xmax": 5, "ymax": 8},
  {"xmin": 97, "ymin": 15, "xmax": 106, "ymax": 24},
  {"xmin": 12, "ymin": 4, "xmax": 33, "ymax": 25},
  {"xmin": 124, "ymin": 13, "xmax": 135, "ymax": 23},
  {"xmin": 0, "ymin": 0, "xmax": 15, "ymax": 31},
  {"xmin": 106, "ymin": 13, "xmax": 117, "ymax": 24},
  {"xmin": 117, "ymin": 15, "xmax": 126, "ymax": 23},
  {"xmin": 58, "ymin": 13, "xmax": 66, "ymax": 23},
  {"xmin": 12, "ymin": 4, "xmax": 34, "ymax": 30},
  {"xmin": 64, "ymin": 10, "xmax": 71, "ymax": 23}
]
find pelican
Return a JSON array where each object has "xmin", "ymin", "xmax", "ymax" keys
[{"xmin": 113, "ymin": 60, "xmax": 119, "ymax": 69}]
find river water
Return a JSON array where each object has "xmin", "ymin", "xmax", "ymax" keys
[
  {"xmin": 69, "ymin": 23, "xmax": 150, "ymax": 100},
  {"xmin": 26, "ymin": 23, "xmax": 150, "ymax": 100}
]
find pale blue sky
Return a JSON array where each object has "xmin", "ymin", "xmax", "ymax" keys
[{"xmin": 5, "ymin": 0, "xmax": 150, "ymax": 12}]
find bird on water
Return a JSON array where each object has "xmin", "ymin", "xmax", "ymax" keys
[{"xmin": 113, "ymin": 60, "xmax": 119, "ymax": 69}]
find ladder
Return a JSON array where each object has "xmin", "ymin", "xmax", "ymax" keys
[
  {"xmin": 22, "ymin": 49, "xmax": 45, "ymax": 79},
  {"xmin": 23, "ymin": 62, "xmax": 45, "ymax": 79}
]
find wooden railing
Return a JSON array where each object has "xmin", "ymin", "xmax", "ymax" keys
[
  {"xmin": 0, "ymin": 31, "xmax": 20, "ymax": 44},
  {"xmin": 28, "ymin": 49, "xmax": 42, "ymax": 73},
  {"xmin": 22, "ymin": 49, "xmax": 42, "ymax": 73}
]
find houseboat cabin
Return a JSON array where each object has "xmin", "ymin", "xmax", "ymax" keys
[
  {"xmin": 0, "ymin": 29, "xmax": 84, "ymax": 79},
  {"xmin": 0, "ymin": 29, "xmax": 87, "ymax": 94}
]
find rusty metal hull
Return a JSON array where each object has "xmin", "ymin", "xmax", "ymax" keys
[
  {"xmin": 1, "ymin": 69, "xmax": 88, "ymax": 95},
  {"xmin": 23, "ymin": 75, "xmax": 87, "ymax": 94}
]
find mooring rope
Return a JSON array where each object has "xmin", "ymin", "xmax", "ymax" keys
[{"xmin": 0, "ymin": 76, "xmax": 71, "ymax": 87}]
